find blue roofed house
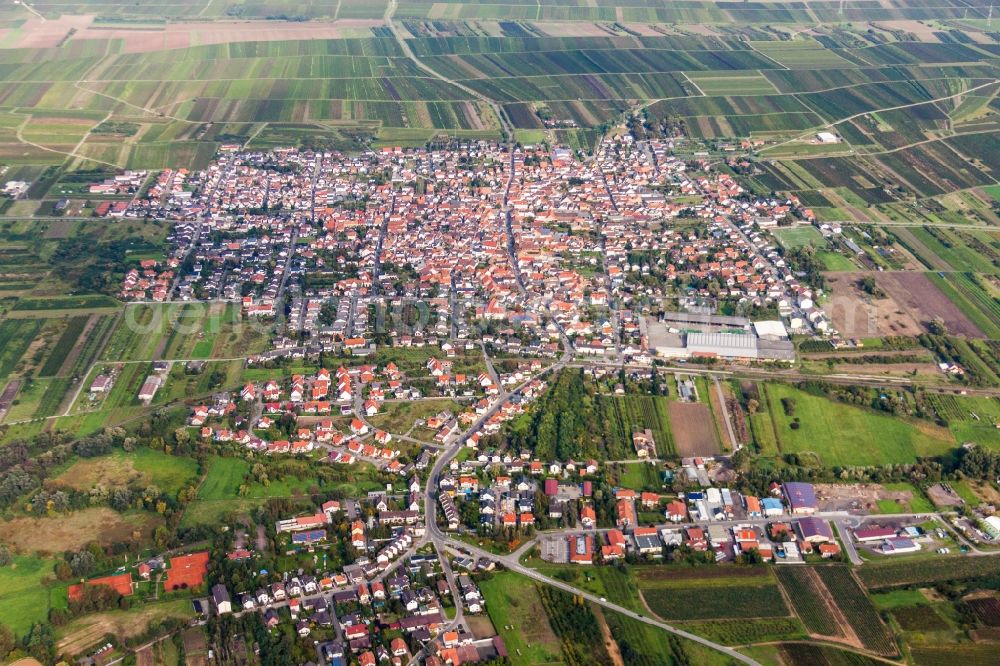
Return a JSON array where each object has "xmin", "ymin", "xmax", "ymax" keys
[
  {"xmin": 783, "ymin": 482, "xmax": 818, "ymax": 515},
  {"xmin": 761, "ymin": 497, "xmax": 784, "ymax": 517}
]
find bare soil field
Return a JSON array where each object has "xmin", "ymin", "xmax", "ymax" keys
[
  {"xmin": 0, "ymin": 379, "xmax": 21, "ymax": 421},
  {"xmin": 926, "ymin": 483, "xmax": 964, "ymax": 508},
  {"xmin": 0, "ymin": 507, "xmax": 159, "ymax": 553},
  {"xmin": 9, "ymin": 15, "xmax": 93, "ymax": 48},
  {"xmin": 70, "ymin": 19, "xmax": 382, "ymax": 53},
  {"xmin": 57, "ymin": 601, "xmax": 193, "ymax": 657},
  {"xmin": 815, "ymin": 483, "xmax": 919, "ymax": 514},
  {"xmin": 823, "ymin": 272, "xmax": 923, "ymax": 337},
  {"xmin": 669, "ymin": 402, "xmax": 720, "ymax": 457},
  {"xmin": 593, "ymin": 606, "xmax": 626, "ymax": 666},
  {"xmin": 135, "ymin": 646, "xmax": 154, "ymax": 666},
  {"xmin": 877, "ymin": 271, "xmax": 985, "ymax": 338},
  {"xmin": 870, "ymin": 21, "xmax": 942, "ymax": 40},
  {"xmin": 465, "ymin": 614, "xmax": 496, "ymax": 639}
]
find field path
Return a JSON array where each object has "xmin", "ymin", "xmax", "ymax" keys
[
  {"xmin": 60, "ymin": 305, "xmax": 127, "ymax": 416},
  {"xmin": 592, "ymin": 606, "xmax": 626, "ymax": 666},
  {"xmin": 11, "ymin": 111, "xmax": 120, "ymax": 168},
  {"xmin": 19, "ymin": 3, "xmax": 46, "ymax": 22},
  {"xmin": 384, "ymin": 0, "xmax": 514, "ymax": 140},
  {"xmin": 711, "ymin": 376, "xmax": 738, "ymax": 451},
  {"xmin": 888, "ymin": 227, "xmax": 951, "ymax": 271},
  {"xmin": 784, "ymin": 567, "xmax": 863, "ymax": 649},
  {"xmin": 55, "ymin": 314, "xmax": 100, "ymax": 377},
  {"xmin": 759, "ymin": 79, "xmax": 1000, "ymax": 155}
]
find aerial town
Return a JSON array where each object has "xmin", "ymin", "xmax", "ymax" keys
[{"xmin": 2, "ymin": 4, "xmax": 1000, "ymax": 665}]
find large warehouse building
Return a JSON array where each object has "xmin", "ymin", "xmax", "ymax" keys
[{"xmin": 645, "ymin": 313, "xmax": 795, "ymax": 362}]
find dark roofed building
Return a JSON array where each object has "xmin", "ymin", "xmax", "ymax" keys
[
  {"xmin": 783, "ymin": 482, "xmax": 817, "ymax": 515},
  {"xmin": 795, "ymin": 516, "xmax": 833, "ymax": 543}
]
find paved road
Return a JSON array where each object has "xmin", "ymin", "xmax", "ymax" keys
[
  {"xmin": 449, "ymin": 538, "xmax": 761, "ymax": 666},
  {"xmin": 409, "ymin": 347, "xmax": 766, "ymax": 662}
]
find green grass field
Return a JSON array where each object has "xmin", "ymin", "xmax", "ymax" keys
[
  {"xmin": 870, "ymin": 589, "xmax": 929, "ymax": 610},
  {"xmin": 875, "ymin": 483, "xmax": 935, "ymax": 514},
  {"xmin": 764, "ymin": 384, "xmax": 956, "ymax": 465},
  {"xmin": 196, "ymin": 456, "xmax": 250, "ymax": 501},
  {"xmin": 0, "ymin": 555, "xmax": 57, "ymax": 636},
  {"xmin": 772, "ymin": 225, "xmax": 823, "ymax": 249},
  {"xmin": 479, "ymin": 571, "xmax": 562, "ymax": 664},
  {"xmin": 367, "ymin": 398, "xmax": 464, "ymax": 435},
  {"xmin": 817, "ymin": 251, "xmax": 857, "ymax": 271},
  {"xmin": 51, "ymin": 448, "xmax": 199, "ymax": 496}
]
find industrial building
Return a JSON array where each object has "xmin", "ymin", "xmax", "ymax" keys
[{"xmin": 645, "ymin": 312, "xmax": 795, "ymax": 362}]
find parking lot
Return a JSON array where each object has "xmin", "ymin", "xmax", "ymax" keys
[{"xmin": 540, "ymin": 536, "xmax": 568, "ymax": 563}]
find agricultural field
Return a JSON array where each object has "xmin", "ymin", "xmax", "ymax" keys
[
  {"xmin": 928, "ymin": 272, "xmax": 1000, "ymax": 340},
  {"xmin": 814, "ymin": 567, "xmax": 896, "ymax": 656},
  {"xmin": 763, "ymin": 383, "xmax": 956, "ymax": 466},
  {"xmin": 774, "ymin": 566, "xmax": 843, "ymax": 638},
  {"xmin": 910, "ymin": 644, "xmax": 1000, "ymax": 666},
  {"xmin": 877, "ymin": 271, "xmax": 985, "ymax": 338},
  {"xmin": 924, "ymin": 393, "xmax": 1000, "ymax": 449},
  {"xmin": 0, "ymin": 5, "xmax": 993, "ymax": 173},
  {"xmin": 0, "ymin": 318, "xmax": 44, "ymax": 377},
  {"xmin": 598, "ymin": 394, "xmax": 675, "ymax": 458},
  {"xmin": 668, "ymin": 401, "xmax": 721, "ymax": 457},
  {"xmin": 859, "ymin": 555, "xmax": 1000, "ymax": 590},
  {"xmin": 637, "ymin": 566, "xmax": 790, "ymax": 621}
]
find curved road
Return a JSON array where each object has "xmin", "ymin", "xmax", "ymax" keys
[
  {"xmin": 416, "ymin": 351, "xmax": 758, "ymax": 664},
  {"xmin": 448, "ymin": 537, "xmax": 759, "ymax": 665}
]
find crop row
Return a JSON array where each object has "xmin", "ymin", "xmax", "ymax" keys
[
  {"xmin": 775, "ymin": 567, "xmax": 840, "ymax": 636},
  {"xmin": 815, "ymin": 567, "xmax": 895, "ymax": 655},
  {"xmin": 0, "ymin": 319, "xmax": 44, "ymax": 378},
  {"xmin": 642, "ymin": 581, "xmax": 788, "ymax": 621},
  {"xmin": 38, "ymin": 316, "xmax": 89, "ymax": 377},
  {"xmin": 859, "ymin": 556, "xmax": 1000, "ymax": 589}
]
